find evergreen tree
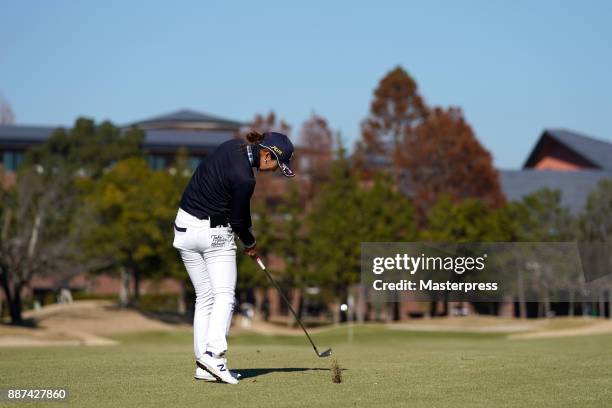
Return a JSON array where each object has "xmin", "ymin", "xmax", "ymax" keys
[{"xmin": 27, "ymin": 118, "xmax": 144, "ymax": 178}]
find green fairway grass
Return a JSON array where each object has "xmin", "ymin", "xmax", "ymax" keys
[{"xmin": 1, "ymin": 325, "xmax": 611, "ymax": 407}]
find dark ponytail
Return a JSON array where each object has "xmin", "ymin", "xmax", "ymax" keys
[{"xmin": 245, "ymin": 130, "xmax": 264, "ymax": 144}]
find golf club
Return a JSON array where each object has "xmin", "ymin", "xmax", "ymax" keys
[{"xmin": 255, "ymin": 256, "xmax": 332, "ymax": 358}]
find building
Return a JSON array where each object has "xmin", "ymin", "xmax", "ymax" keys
[
  {"xmin": 129, "ymin": 109, "xmax": 243, "ymax": 170},
  {"xmin": 360, "ymin": 128, "xmax": 612, "ymax": 214},
  {"xmin": 500, "ymin": 129, "xmax": 612, "ymax": 213},
  {"xmin": 0, "ymin": 108, "xmax": 243, "ymax": 174},
  {"xmin": 0, "ymin": 107, "xmax": 316, "ymax": 197}
]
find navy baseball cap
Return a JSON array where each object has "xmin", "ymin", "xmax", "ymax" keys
[{"xmin": 259, "ymin": 132, "xmax": 295, "ymax": 177}]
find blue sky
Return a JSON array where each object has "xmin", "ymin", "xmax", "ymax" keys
[{"xmin": 1, "ymin": 0, "xmax": 611, "ymax": 168}]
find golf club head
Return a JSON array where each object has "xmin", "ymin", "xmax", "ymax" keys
[{"xmin": 317, "ymin": 348, "xmax": 333, "ymax": 358}]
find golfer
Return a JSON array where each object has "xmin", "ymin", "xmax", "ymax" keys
[{"xmin": 172, "ymin": 131, "xmax": 295, "ymax": 384}]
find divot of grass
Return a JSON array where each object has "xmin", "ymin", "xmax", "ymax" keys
[{"xmin": 331, "ymin": 358, "xmax": 342, "ymax": 383}]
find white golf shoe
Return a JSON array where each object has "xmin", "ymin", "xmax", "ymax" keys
[
  {"xmin": 196, "ymin": 352, "xmax": 239, "ymax": 384},
  {"xmin": 194, "ymin": 365, "xmax": 242, "ymax": 382}
]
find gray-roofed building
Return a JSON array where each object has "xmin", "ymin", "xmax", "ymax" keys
[
  {"xmin": 523, "ymin": 129, "xmax": 612, "ymax": 171},
  {"xmin": 359, "ymin": 128, "xmax": 612, "ymax": 214},
  {"xmin": 500, "ymin": 169, "xmax": 612, "ymax": 214},
  {"xmin": 0, "ymin": 109, "xmax": 244, "ymax": 172},
  {"xmin": 128, "ymin": 109, "xmax": 242, "ymax": 131},
  {"xmin": 0, "ymin": 125, "xmax": 57, "ymax": 146},
  {"xmin": 502, "ymin": 129, "xmax": 612, "ymax": 213},
  {"xmin": 127, "ymin": 109, "xmax": 243, "ymax": 169}
]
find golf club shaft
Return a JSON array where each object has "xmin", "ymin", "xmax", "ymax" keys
[{"xmin": 255, "ymin": 256, "xmax": 321, "ymax": 355}]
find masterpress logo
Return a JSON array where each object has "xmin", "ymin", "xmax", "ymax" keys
[
  {"xmin": 372, "ymin": 253, "xmax": 488, "ymax": 275},
  {"xmin": 370, "ymin": 252, "xmax": 495, "ymax": 293},
  {"xmin": 360, "ymin": 242, "xmax": 603, "ymax": 303}
]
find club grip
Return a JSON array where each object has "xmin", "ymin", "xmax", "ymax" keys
[{"xmin": 256, "ymin": 256, "xmax": 266, "ymax": 270}]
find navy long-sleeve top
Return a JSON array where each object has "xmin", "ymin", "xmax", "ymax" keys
[{"xmin": 179, "ymin": 138, "xmax": 259, "ymax": 247}]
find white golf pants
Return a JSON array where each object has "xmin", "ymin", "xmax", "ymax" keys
[{"xmin": 172, "ymin": 208, "xmax": 237, "ymax": 358}]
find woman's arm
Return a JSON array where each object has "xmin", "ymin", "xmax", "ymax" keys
[{"xmin": 228, "ymin": 179, "xmax": 256, "ymax": 248}]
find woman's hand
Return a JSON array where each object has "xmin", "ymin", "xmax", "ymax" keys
[{"xmin": 244, "ymin": 246, "xmax": 258, "ymax": 259}]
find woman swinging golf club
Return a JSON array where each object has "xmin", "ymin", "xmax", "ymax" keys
[{"xmin": 172, "ymin": 131, "xmax": 295, "ymax": 384}]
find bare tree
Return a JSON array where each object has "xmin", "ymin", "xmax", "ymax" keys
[
  {"xmin": 398, "ymin": 107, "xmax": 505, "ymax": 217},
  {"xmin": 0, "ymin": 166, "xmax": 107, "ymax": 324},
  {"xmin": 245, "ymin": 111, "xmax": 291, "ymax": 136},
  {"xmin": 241, "ymin": 111, "xmax": 293, "ymax": 206},
  {"xmin": 361, "ymin": 66, "xmax": 428, "ymax": 155},
  {"xmin": 298, "ymin": 113, "xmax": 334, "ymax": 196}
]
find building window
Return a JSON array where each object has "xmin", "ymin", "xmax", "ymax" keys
[
  {"xmin": 2, "ymin": 151, "xmax": 24, "ymax": 172},
  {"xmin": 147, "ymin": 155, "xmax": 167, "ymax": 170}
]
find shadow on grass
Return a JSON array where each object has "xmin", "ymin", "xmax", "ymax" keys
[
  {"xmin": 233, "ymin": 367, "xmax": 341, "ymax": 379},
  {"xmin": 0, "ymin": 318, "xmax": 38, "ymax": 328},
  {"xmin": 138, "ymin": 309, "xmax": 191, "ymax": 325},
  {"xmin": 196, "ymin": 361, "xmax": 345, "ymax": 379}
]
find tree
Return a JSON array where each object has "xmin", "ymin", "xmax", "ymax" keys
[
  {"xmin": 26, "ymin": 118, "xmax": 144, "ymax": 178},
  {"xmin": 0, "ymin": 118, "xmax": 143, "ymax": 322},
  {"xmin": 360, "ymin": 173, "xmax": 418, "ymax": 242},
  {"xmin": 422, "ymin": 196, "xmax": 495, "ymax": 316},
  {"xmin": 359, "ymin": 173, "xmax": 418, "ymax": 321},
  {"xmin": 423, "ymin": 196, "xmax": 493, "ymax": 242},
  {"xmin": 520, "ymin": 189, "xmax": 577, "ymax": 317},
  {"xmin": 298, "ymin": 113, "xmax": 334, "ymax": 191},
  {"xmin": 0, "ymin": 166, "xmax": 98, "ymax": 324},
  {"xmin": 581, "ymin": 178, "xmax": 612, "ymax": 242},
  {"xmin": 246, "ymin": 111, "xmax": 291, "ymax": 135},
  {"xmin": 299, "ymin": 114, "xmax": 333, "ymax": 153},
  {"xmin": 236, "ymin": 200, "xmax": 276, "ymax": 320},
  {"xmin": 243, "ymin": 111, "xmax": 293, "ymax": 206},
  {"xmin": 81, "ymin": 158, "xmax": 180, "ymax": 306},
  {"xmin": 361, "ymin": 66, "xmax": 428, "ymax": 155},
  {"xmin": 307, "ymin": 143, "xmax": 362, "ymax": 321},
  {"xmin": 0, "ymin": 93, "xmax": 15, "ymax": 125},
  {"xmin": 515, "ymin": 188, "xmax": 575, "ymax": 241},
  {"xmin": 307, "ymin": 141, "xmax": 418, "ymax": 323},
  {"xmin": 579, "ymin": 178, "xmax": 612, "ymax": 320},
  {"xmin": 398, "ymin": 107, "xmax": 505, "ymax": 217},
  {"xmin": 493, "ymin": 189, "xmax": 577, "ymax": 318},
  {"xmin": 273, "ymin": 183, "xmax": 311, "ymax": 324}
]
